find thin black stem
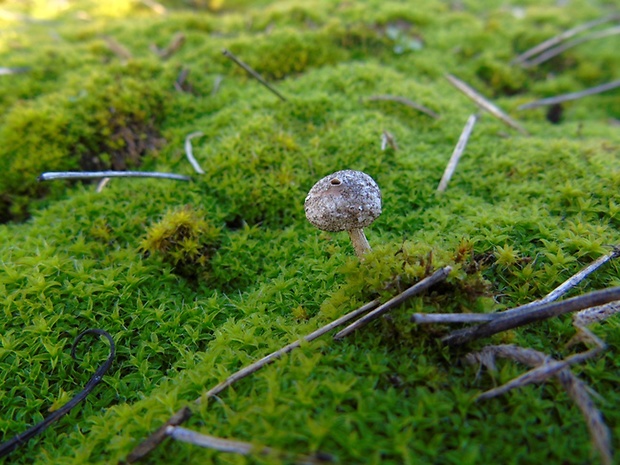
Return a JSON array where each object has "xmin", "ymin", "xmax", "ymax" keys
[{"xmin": 0, "ymin": 329, "xmax": 115, "ymax": 458}]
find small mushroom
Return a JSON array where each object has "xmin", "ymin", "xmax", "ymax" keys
[{"xmin": 305, "ymin": 169, "xmax": 382, "ymax": 258}]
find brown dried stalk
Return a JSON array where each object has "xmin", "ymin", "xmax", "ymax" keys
[
  {"xmin": 103, "ymin": 36, "xmax": 132, "ymax": 61},
  {"xmin": 437, "ymin": 114, "xmax": 478, "ymax": 192},
  {"xmin": 184, "ymin": 132, "xmax": 205, "ymax": 174},
  {"xmin": 413, "ymin": 248, "xmax": 619, "ymax": 325},
  {"xmin": 333, "ymin": 266, "xmax": 452, "ymax": 339},
  {"xmin": 445, "ymin": 74, "xmax": 529, "ymax": 135},
  {"xmin": 166, "ymin": 426, "xmax": 334, "ymax": 464},
  {"xmin": 467, "ymin": 344, "xmax": 612, "ymax": 465},
  {"xmin": 222, "ymin": 49, "xmax": 287, "ymax": 101},
  {"xmin": 519, "ymin": 80, "xmax": 620, "ymax": 109},
  {"xmin": 513, "ymin": 14, "xmax": 620, "ymax": 65},
  {"xmin": 521, "ymin": 25, "xmax": 620, "ymax": 68},
  {"xmin": 441, "ymin": 286, "xmax": 620, "ymax": 346},
  {"xmin": 152, "ymin": 33, "xmax": 186, "ymax": 59},
  {"xmin": 366, "ymin": 95, "xmax": 439, "ymax": 119}
]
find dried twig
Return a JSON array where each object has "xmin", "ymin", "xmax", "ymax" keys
[
  {"xmin": 467, "ymin": 344, "xmax": 612, "ymax": 465},
  {"xmin": 125, "ymin": 299, "xmax": 381, "ymax": 462},
  {"xmin": 485, "ymin": 248, "xmax": 619, "ymax": 319},
  {"xmin": 38, "ymin": 171, "xmax": 191, "ymax": 182},
  {"xmin": 166, "ymin": 426, "xmax": 334, "ymax": 464},
  {"xmin": 184, "ymin": 132, "xmax": 205, "ymax": 174},
  {"xmin": 519, "ymin": 80, "xmax": 620, "ymax": 109},
  {"xmin": 476, "ymin": 346, "xmax": 603, "ymax": 400},
  {"xmin": 95, "ymin": 177, "xmax": 111, "ymax": 193},
  {"xmin": 381, "ymin": 131, "xmax": 398, "ymax": 151},
  {"xmin": 573, "ymin": 301, "xmax": 620, "ymax": 329},
  {"xmin": 543, "ymin": 249, "xmax": 619, "ymax": 302},
  {"xmin": 0, "ymin": 329, "xmax": 115, "ymax": 458},
  {"xmin": 521, "ymin": 25, "xmax": 620, "ymax": 68},
  {"xmin": 152, "ymin": 33, "xmax": 185, "ymax": 59},
  {"xmin": 102, "ymin": 36, "xmax": 133, "ymax": 61},
  {"xmin": 174, "ymin": 67, "xmax": 191, "ymax": 93},
  {"xmin": 0, "ymin": 67, "xmax": 29, "ymax": 76},
  {"xmin": 222, "ymin": 49, "xmax": 287, "ymax": 101},
  {"xmin": 333, "ymin": 266, "xmax": 452, "ymax": 339},
  {"xmin": 442, "ymin": 286, "xmax": 620, "ymax": 346},
  {"xmin": 412, "ymin": 313, "xmax": 495, "ymax": 324},
  {"xmin": 417, "ymin": 248, "xmax": 619, "ymax": 327},
  {"xmin": 437, "ymin": 114, "xmax": 478, "ymax": 192},
  {"xmin": 513, "ymin": 14, "xmax": 620, "ymax": 64},
  {"xmin": 126, "ymin": 408, "xmax": 193, "ymax": 463},
  {"xmin": 197, "ymin": 299, "xmax": 381, "ymax": 403},
  {"xmin": 365, "ymin": 95, "xmax": 439, "ymax": 119},
  {"xmin": 445, "ymin": 74, "xmax": 529, "ymax": 135}
]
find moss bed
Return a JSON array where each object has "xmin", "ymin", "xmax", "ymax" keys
[{"xmin": 0, "ymin": 0, "xmax": 619, "ymax": 463}]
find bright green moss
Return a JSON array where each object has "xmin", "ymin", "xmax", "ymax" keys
[{"xmin": 0, "ymin": 0, "xmax": 619, "ymax": 464}]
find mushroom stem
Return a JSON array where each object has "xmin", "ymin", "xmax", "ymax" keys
[{"xmin": 348, "ymin": 228, "xmax": 371, "ymax": 257}]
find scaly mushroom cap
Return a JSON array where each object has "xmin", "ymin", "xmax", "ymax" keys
[{"xmin": 304, "ymin": 170, "xmax": 382, "ymax": 232}]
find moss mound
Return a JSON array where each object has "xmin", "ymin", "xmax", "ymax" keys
[{"xmin": 0, "ymin": 0, "xmax": 619, "ymax": 464}]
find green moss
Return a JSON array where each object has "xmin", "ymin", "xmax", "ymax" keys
[
  {"xmin": 0, "ymin": 0, "xmax": 619, "ymax": 464},
  {"xmin": 141, "ymin": 205, "xmax": 221, "ymax": 282},
  {"xmin": 0, "ymin": 60, "xmax": 170, "ymax": 221}
]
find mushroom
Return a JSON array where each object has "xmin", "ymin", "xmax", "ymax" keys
[{"xmin": 304, "ymin": 169, "xmax": 382, "ymax": 258}]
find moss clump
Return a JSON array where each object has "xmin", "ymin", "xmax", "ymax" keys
[
  {"xmin": 0, "ymin": 60, "xmax": 168, "ymax": 222},
  {"xmin": 141, "ymin": 205, "xmax": 221, "ymax": 282},
  {"xmin": 320, "ymin": 240, "xmax": 493, "ymax": 340}
]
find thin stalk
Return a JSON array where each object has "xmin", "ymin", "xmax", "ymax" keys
[
  {"xmin": 184, "ymin": 132, "xmax": 205, "ymax": 174},
  {"xmin": 442, "ymin": 287, "xmax": 620, "ymax": 346},
  {"xmin": 519, "ymin": 80, "xmax": 620, "ymax": 109},
  {"xmin": 437, "ymin": 114, "xmax": 478, "ymax": 192},
  {"xmin": 166, "ymin": 426, "xmax": 333, "ymax": 464},
  {"xmin": 222, "ymin": 49, "xmax": 287, "ymax": 101},
  {"xmin": 366, "ymin": 95, "xmax": 439, "ymax": 119},
  {"xmin": 513, "ymin": 14, "xmax": 620, "ymax": 64},
  {"xmin": 38, "ymin": 171, "xmax": 191, "ymax": 182},
  {"xmin": 417, "ymin": 248, "xmax": 619, "ymax": 327},
  {"xmin": 333, "ymin": 266, "xmax": 452, "ymax": 339},
  {"xmin": 412, "ymin": 313, "xmax": 495, "ymax": 324},
  {"xmin": 522, "ymin": 25, "xmax": 620, "ymax": 67},
  {"xmin": 347, "ymin": 228, "xmax": 372, "ymax": 258},
  {"xmin": 445, "ymin": 74, "xmax": 528, "ymax": 135}
]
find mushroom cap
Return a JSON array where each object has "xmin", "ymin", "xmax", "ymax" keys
[{"xmin": 304, "ymin": 169, "xmax": 382, "ymax": 232}]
